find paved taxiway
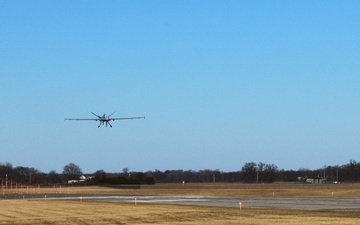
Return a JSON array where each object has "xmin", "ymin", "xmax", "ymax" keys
[{"xmin": 42, "ymin": 195, "xmax": 360, "ymax": 211}]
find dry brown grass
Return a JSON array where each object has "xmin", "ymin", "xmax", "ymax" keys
[{"xmin": 2, "ymin": 183, "xmax": 360, "ymax": 224}]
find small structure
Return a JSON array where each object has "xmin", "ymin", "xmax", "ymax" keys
[
  {"xmin": 68, "ymin": 175, "xmax": 93, "ymax": 184},
  {"xmin": 306, "ymin": 177, "xmax": 323, "ymax": 184}
]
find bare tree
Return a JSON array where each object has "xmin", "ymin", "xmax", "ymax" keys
[
  {"xmin": 257, "ymin": 162, "xmax": 266, "ymax": 183},
  {"xmin": 241, "ymin": 162, "xmax": 257, "ymax": 183},
  {"xmin": 0, "ymin": 162, "xmax": 13, "ymax": 178},
  {"xmin": 94, "ymin": 170, "xmax": 107, "ymax": 179},
  {"xmin": 122, "ymin": 168, "xmax": 129, "ymax": 176},
  {"xmin": 63, "ymin": 163, "xmax": 82, "ymax": 180},
  {"xmin": 47, "ymin": 170, "xmax": 62, "ymax": 184},
  {"xmin": 263, "ymin": 163, "xmax": 278, "ymax": 183}
]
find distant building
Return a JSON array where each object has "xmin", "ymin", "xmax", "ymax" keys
[
  {"xmin": 68, "ymin": 175, "xmax": 92, "ymax": 184},
  {"xmin": 306, "ymin": 177, "xmax": 323, "ymax": 184}
]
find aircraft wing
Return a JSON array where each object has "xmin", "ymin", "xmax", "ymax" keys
[
  {"xmin": 110, "ymin": 116, "xmax": 145, "ymax": 121},
  {"xmin": 64, "ymin": 118, "xmax": 99, "ymax": 121}
]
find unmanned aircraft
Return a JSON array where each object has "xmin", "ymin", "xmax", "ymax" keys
[{"xmin": 64, "ymin": 112, "xmax": 145, "ymax": 128}]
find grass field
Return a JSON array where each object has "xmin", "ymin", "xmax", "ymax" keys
[{"xmin": 1, "ymin": 183, "xmax": 360, "ymax": 224}]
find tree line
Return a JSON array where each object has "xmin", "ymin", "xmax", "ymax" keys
[{"xmin": 1, "ymin": 160, "xmax": 360, "ymax": 185}]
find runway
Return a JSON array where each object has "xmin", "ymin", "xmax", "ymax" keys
[{"xmin": 43, "ymin": 195, "xmax": 360, "ymax": 211}]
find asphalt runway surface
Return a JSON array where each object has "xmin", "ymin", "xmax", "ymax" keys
[{"xmin": 39, "ymin": 195, "xmax": 360, "ymax": 211}]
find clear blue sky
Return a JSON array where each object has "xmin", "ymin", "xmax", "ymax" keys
[{"xmin": 1, "ymin": 1, "xmax": 360, "ymax": 174}]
